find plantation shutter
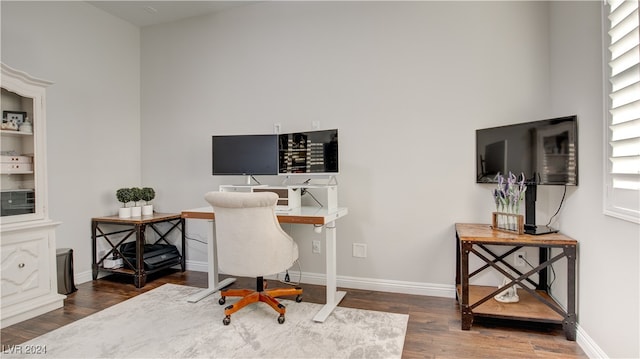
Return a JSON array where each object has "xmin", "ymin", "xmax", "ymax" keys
[{"xmin": 605, "ymin": 0, "xmax": 640, "ymax": 223}]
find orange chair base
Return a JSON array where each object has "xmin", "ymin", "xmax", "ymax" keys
[{"xmin": 220, "ymin": 281, "xmax": 303, "ymax": 323}]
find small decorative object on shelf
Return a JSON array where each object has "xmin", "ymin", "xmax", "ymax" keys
[
  {"xmin": 140, "ymin": 187, "xmax": 155, "ymax": 216},
  {"xmin": 494, "ymin": 276, "xmax": 520, "ymax": 303},
  {"xmin": 116, "ymin": 188, "xmax": 133, "ymax": 218},
  {"xmin": 129, "ymin": 187, "xmax": 143, "ymax": 217},
  {"xmin": 19, "ymin": 117, "xmax": 32, "ymax": 133},
  {"xmin": 491, "ymin": 172, "xmax": 526, "ymax": 234}
]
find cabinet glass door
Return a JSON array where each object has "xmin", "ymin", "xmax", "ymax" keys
[{"xmin": 1, "ymin": 88, "xmax": 36, "ymax": 218}]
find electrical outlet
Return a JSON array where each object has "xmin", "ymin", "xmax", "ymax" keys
[
  {"xmin": 515, "ymin": 251, "xmax": 526, "ymax": 267},
  {"xmin": 273, "ymin": 123, "xmax": 281, "ymax": 134},
  {"xmin": 353, "ymin": 243, "xmax": 367, "ymax": 258},
  {"xmin": 312, "ymin": 240, "xmax": 321, "ymax": 254}
]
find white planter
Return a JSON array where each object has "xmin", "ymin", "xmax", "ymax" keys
[
  {"xmin": 118, "ymin": 207, "xmax": 131, "ymax": 218},
  {"xmin": 142, "ymin": 204, "xmax": 153, "ymax": 216},
  {"xmin": 131, "ymin": 206, "xmax": 142, "ymax": 217}
]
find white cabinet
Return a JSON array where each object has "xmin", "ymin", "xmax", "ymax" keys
[{"xmin": 1, "ymin": 63, "xmax": 64, "ymax": 328}]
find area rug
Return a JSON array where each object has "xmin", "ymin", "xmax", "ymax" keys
[{"xmin": 5, "ymin": 283, "xmax": 408, "ymax": 358}]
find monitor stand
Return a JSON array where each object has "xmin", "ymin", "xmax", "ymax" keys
[{"xmin": 524, "ymin": 224, "xmax": 559, "ymax": 235}]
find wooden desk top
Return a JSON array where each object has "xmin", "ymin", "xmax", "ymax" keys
[
  {"xmin": 92, "ymin": 212, "xmax": 181, "ymax": 225},
  {"xmin": 455, "ymin": 223, "xmax": 577, "ymax": 246},
  {"xmin": 182, "ymin": 206, "xmax": 348, "ymax": 225}
]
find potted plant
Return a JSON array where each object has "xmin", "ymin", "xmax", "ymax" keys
[
  {"xmin": 130, "ymin": 187, "xmax": 143, "ymax": 217},
  {"xmin": 140, "ymin": 187, "xmax": 155, "ymax": 216},
  {"xmin": 116, "ymin": 188, "xmax": 133, "ymax": 218}
]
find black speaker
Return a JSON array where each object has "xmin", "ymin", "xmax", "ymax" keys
[{"xmin": 56, "ymin": 248, "xmax": 77, "ymax": 295}]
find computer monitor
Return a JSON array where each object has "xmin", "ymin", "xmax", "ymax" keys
[{"xmin": 212, "ymin": 134, "xmax": 279, "ymax": 176}]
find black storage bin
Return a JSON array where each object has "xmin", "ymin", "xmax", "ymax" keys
[{"xmin": 56, "ymin": 248, "xmax": 77, "ymax": 295}]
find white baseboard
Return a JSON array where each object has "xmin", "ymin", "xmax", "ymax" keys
[
  {"xmin": 78, "ymin": 261, "xmax": 455, "ymax": 299},
  {"xmin": 576, "ymin": 325, "xmax": 608, "ymax": 359},
  {"xmin": 184, "ymin": 260, "xmax": 455, "ymax": 298},
  {"xmin": 75, "ymin": 270, "xmax": 94, "ymax": 285},
  {"xmin": 185, "ymin": 259, "xmax": 209, "ymax": 273}
]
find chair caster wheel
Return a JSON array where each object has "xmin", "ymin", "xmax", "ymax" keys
[
  {"xmin": 278, "ymin": 315, "xmax": 285, "ymax": 324},
  {"xmin": 223, "ymin": 316, "xmax": 231, "ymax": 325},
  {"xmin": 219, "ymin": 297, "xmax": 226, "ymax": 305},
  {"xmin": 295, "ymin": 295, "xmax": 302, "ymax": 303}
]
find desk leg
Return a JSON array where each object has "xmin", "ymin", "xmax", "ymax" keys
[
  {"xmin": 187, "ymin": 219, "xmax": 235, "ymax": 303},
  {"xmin": 313, "ymin": 220, "xmax": 346, "ymax": 322}
]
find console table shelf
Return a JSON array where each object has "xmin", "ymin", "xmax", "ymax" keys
[
  {"xmin": 455, "ymin": 223, "xmax": 577, "ymax": 340},
  {"xmin": 455, "ymin": 285, "xmax": 564, "ymax": 322}
]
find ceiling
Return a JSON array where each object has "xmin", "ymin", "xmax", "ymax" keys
[{"xmin": 88, "ymin": 1, "xmax": 255, "ymax": 27}]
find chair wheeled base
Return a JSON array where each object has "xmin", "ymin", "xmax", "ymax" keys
[{"xmin": 218, "ymin": 277, "xmax": 302, "ymax": 325}]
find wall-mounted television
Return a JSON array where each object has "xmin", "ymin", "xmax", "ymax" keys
[
  {"xmin": 278, "ymin": 129, "xmax": 339, "ymax": 175},
  {"xmin": 212, "ymin": 134, "xmax": 279, "ymax": 176},
  {"xmin": 476, "ymin": 115, "xmax": 578, "ymax": 185}
]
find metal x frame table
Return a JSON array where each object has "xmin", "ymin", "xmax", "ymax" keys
[{"xmin": 91, "ymin": 213, "xmax": 185, "ymax": 288}]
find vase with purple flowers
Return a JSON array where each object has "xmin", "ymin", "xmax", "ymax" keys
[{"xmin": 491, "ymin": 172, "xmax": 526, "ymax": 234}]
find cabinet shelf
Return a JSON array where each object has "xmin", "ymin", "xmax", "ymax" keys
[
  {"xmin": 1, "ymin": 171, "xmax": 34, "ymax": 175},
  {"xmin": 1, "ymin": 130, "xmax": 33, "ymax": 137}
]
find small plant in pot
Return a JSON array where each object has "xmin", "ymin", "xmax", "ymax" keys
[
  {"xmin": 116, "ymin": 188, "xmax": 133, "ymax": 218},
  {"xmin": 129, "ymin": 187, "xmax": 143, "ymax": 217},
  {"xmin": 140, "ymin": 187, "xmax": 155, "ymax": 216}
]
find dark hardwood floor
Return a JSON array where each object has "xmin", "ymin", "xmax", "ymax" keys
[{"xmin": 1, "ymin": 270, "xmax": 587, "ymax": 358}]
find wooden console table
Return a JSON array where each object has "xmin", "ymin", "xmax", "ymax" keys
[
  {"xmin": 91, "ymin": 213, "xmax": 185, "ymax": 288},
  {"xmin": 455, "ymin": 223, "xmax": 577, "ymax": 340}
]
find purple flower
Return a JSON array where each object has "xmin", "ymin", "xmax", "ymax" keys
[{"xmin": 492, "ymin": 171, "xmax": 527, "ymax": 214}]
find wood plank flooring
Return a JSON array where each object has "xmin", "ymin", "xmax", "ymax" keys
[{"xmin": 1, "ymin": 270, "xmax": 588, "ymax": 358}]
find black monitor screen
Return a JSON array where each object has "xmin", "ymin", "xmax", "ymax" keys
[
  {"xmin": 212, "ymin": 134, "xmax": 279, "ymax": 175},
  {"xmin": 278, "ymin": 129, "xmax": 339, "ymax": 174},
  {"xmin": 476, "ymin": 115, "xmax": 578, "ymax": 185}
]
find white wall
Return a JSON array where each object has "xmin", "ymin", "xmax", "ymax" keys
[
  {"xmin": 1, "ymin": 2, "xmax": 141, "ymax": 280},
  {"xmin": 140, "ymin": 1, "xmax": 551, "ymax": 288},
  {"xmin": 549, "ymin": 3, "xmax": 639, "ymax": 358}
]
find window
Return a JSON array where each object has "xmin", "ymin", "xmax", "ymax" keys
[{"xmin": 604, "ymin": 0, "xmax": 640, "ymax": 223}]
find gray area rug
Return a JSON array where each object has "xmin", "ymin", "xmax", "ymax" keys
[{"xmin": 6, "ymin": 283, "xmax": 408, "ymax": 358}]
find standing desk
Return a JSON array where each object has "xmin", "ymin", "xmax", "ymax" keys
[{"xmin": 181, "ymin": 206, "xmax": 348, "ymax": 323}]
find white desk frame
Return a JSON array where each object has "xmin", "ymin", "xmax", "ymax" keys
[{"xmin": 181, "ymin": 206, "xmax": 348, "ymax": 323}]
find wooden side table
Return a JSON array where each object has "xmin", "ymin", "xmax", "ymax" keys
[
  {"xmin": 91, "ymin": 213, "xmax": 185, "ymax": 288},
  {"xmin": 455, "ymin": 223, "xmax": 577, "ymax": 340}
]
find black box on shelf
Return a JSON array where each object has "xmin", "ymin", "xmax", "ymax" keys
[{"xmin": 119, "ymin": 242, "xmax": 181, "ymax": 271}]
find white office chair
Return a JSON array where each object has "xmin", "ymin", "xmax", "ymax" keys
[{"xmin": 204, "ymin": 191, "xmax": 303, "ymax": 325}]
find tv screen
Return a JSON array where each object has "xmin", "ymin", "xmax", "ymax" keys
[
  {"xmin": 279, "ymin": 129, "xmax": 339, "ymax": 175},
  {"xmin": 212, "ymin": 134, "xmax": 279, "ymax": 175},
  {"xmin": 476, "ymin": 115, "xmax": 578, "ymax": 185}
]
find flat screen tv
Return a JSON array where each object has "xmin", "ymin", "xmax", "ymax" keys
[
  {"xmin": 476, "ymin": 115, "xmax": 578, "ymax": 185},
  {"xmin": 278, "ymin": 129, "xmax": 339, "ymax": 175},
  {"xmin": 212, "ymin": 134, "xmax": 279, "ymax": 176},
  {"xmin": 476, "ymin": 115, "xmax": 578, "ymax": 235}
]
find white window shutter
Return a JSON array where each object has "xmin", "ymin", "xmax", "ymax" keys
[{"xmin": 604, "ymin": 0, "xmax": 640, "ymax": 223}]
